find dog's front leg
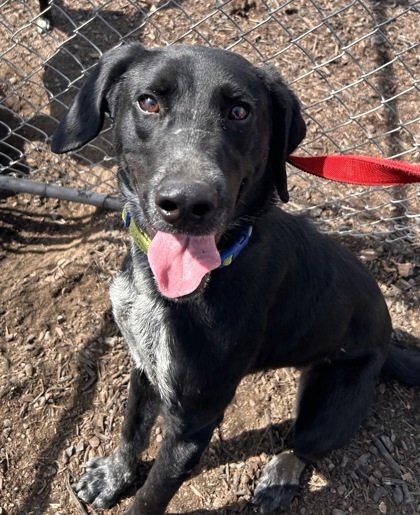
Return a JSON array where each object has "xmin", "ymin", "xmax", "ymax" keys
[
  {"xmin": 126, "ymin": 420, "xmax": 218, "ymax": 515},
  {"xmin": 76, "ymin": 367, "xmax": 160, "ymax": 508}
]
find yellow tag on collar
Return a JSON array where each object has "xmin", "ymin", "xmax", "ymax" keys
[{"xmin": 122, "ymin": 207, "xmax": 152, "ymax": 254}]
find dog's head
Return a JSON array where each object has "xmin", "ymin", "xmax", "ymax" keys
[{"xmin": 52, "ymin": 43, "xmax": 306, "ymax": 298}]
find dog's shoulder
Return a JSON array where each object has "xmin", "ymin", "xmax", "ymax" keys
[
  {"xmin": 256, "ymin": 206, "xmax": 379, "ymax": 299},
  {"xmin": 253, "ymin": 207, "xmax": 326, "ymax": 265}
]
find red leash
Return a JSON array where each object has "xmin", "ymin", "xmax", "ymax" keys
[{"xmin": 288, "ymin": 155, "xmax": 420, "ymax": 186}]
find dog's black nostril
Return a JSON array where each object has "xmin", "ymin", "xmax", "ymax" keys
[
  {"xmin": 192, "ymin": 202, "xmax": 212, "ymax": 218},
  {"xmin": 156, "ymin": 196, "xmax": 182, "ymax": 223},
  {"xmin": 160, "ymin": 199, "xmax": 178, "ymax": 213}
]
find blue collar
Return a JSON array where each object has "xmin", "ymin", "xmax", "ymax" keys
[{"xmin": 122, "ymin": 208, "xmax": 252, "ymax": 268}]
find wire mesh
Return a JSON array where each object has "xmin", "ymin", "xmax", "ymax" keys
[{"xmin": 0, "ymin": 0, "xmax": 419, "ymax": 242}]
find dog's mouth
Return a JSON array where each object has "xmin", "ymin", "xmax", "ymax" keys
[
  {"xmin": 126, "ymin": 208, "xmax": 250, "ymax": 299},
  {"xmin": 148, "ymin": 231, "xmax": 221, "ymax": 299}
]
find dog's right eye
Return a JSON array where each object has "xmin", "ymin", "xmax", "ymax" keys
[
  {"xmin": 138, "ymin": 95, "xmax": 160, "ymax": 114},
  {"xmin": 228, "ymin": 104, "xmax": 249, "ymax": 121}
]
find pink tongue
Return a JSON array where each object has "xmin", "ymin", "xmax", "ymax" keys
[{"xmin": 148, "ymin": 232, "xmax": 221, "ymax": 298}]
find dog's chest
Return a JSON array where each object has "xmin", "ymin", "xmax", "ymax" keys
[{"xmin": 110, "ymin": 269, "xmax": 174, "ymax": 402}]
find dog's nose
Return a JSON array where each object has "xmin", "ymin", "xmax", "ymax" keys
[{"xmin": 155, "ymin": 180, "xmax": 218, "ymax": 227}]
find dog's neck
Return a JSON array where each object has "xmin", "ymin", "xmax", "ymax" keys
[{"xmin": 122, "ymin": 207, "xmax": 252, "ymax": 269}]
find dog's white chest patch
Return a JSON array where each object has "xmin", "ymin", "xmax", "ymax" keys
[{"xmin": 109, "ymin": 269, "xmax": 174, "ymax": 402}]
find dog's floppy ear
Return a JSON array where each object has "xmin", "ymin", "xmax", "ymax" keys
[
  {"xmin": 51, "ymin": 43, "xmax": 146, "ymax": 154},
  {"xmin": 259, "ymin": 66, "xmax": 306, "ymax": 203}
]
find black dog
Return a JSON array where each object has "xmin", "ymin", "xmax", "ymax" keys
[{"xmin": 52, "ymin": 43, "xmax": 420, "ymax": 514}]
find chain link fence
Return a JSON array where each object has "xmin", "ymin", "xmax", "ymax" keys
[{"xmin": 1, "ymin": 0, "xmax": 419, "ymax": 241}]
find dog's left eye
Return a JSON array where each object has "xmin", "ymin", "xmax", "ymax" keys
[
  {"xmin": 228, "ymin": 104, "xmax": 249, "ymax": 121},
  {"xmin": 138, "ymin": 95, "xmax": 160, "ymax": 113}
]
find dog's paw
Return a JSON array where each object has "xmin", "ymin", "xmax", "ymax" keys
[
  {"xmin": 252, "ymin": 451, "xmax": 307, "ymax": 513},
  {"xmin": 75, "ymin": 454, "xmax": 135, "ymax": 508}
]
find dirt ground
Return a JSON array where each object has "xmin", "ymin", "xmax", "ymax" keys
[{"xmin": 1, "ymin": 0, "xmax": 419, "ymax": 514}]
